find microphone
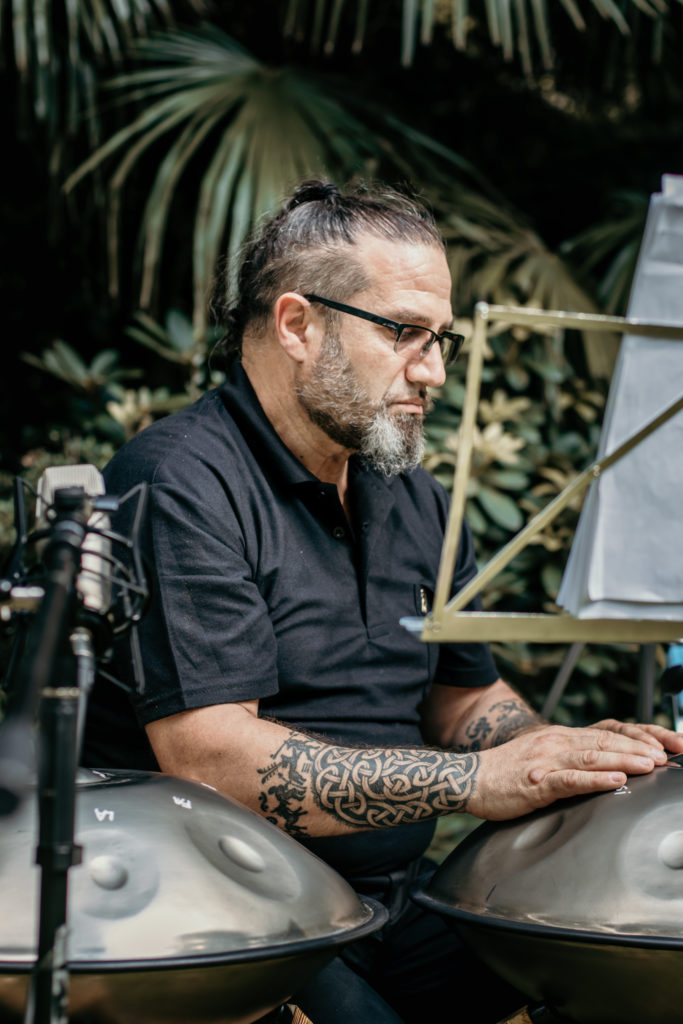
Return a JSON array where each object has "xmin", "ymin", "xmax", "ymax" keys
[
  {"xmin": 0, "ymin": 466, "xmax": 149, "ymax": 814},
  {"xmin": 36, "ymin": 465, "xmax": 113, "ymax": 644},
  {"xmin": 0, "ymin": 466, "xmax": 111, "ymax": 815}
]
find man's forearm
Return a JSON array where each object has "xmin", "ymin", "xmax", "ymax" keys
[
  {"xmin": 258, "ymin": 729, "xmax": 480, "ymax": 837},
  {"xmin": 147, "ymin": 699, "xmax": 680, "ymax": 833},
  {"xmin": 147, "ymin": 703, "xmax": 481, "ymax": 839},
  {"xmin": 453, "ymin": 694, "xmax": 543, "ymax": 752}
]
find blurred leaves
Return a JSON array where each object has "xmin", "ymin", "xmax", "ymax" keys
[
  {"xmin": 562, "ymin": 190, "xmax": 649, "ymax": 314},
  {"xmin": 2, "ymin": 0, "xmax": 206, "ymax": 152},
  {"xmin": 19, "ymin": 317, "xmax": 209, "ymax": 443},
  {"xmin": 283, "ymin": 0, "xmax": 676, "ymax": 75},
  {"xmin": 62, "ymin": 25, "xmax": 604, "ymax": 364},
  {"xmin": 65, "ymin": 27, "xmax": 464, "ymax": 339},
  {"xmin": 126, "ymin": 308, "xmax": 225, "ymax": 394},
  {"xmin": 23, "ymin": 340, "xmax": 138, "ymax": 392}
]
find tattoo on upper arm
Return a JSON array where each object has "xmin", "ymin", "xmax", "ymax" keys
[
  {"xmin": 258, "ymin": 732, "xmax": 479, "ymax": 838},
  {"xmin": 455, "ymin": 698, "xmax": 541, "ymax": 752}
]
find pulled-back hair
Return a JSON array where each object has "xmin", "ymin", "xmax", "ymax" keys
[{"xmin": 217, "ymin": 179, "xmax": 444, "ymax": 360}]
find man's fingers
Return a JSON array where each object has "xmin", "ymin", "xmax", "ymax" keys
[
  {"xmin": 538, "ymin": 724, "xmax": 667, "ymax": 763},
  {"xmin": 590, "ymin": 718, "xmax": 661, "ymax": 745},
  {"xmin": 590, "ymin": 718, "xmax": 683, "ymax": 753},
  {"xmin": 534, "ymin": 768, "xmax": 628, "ymax": 797},
  {"xmin": 529, "ymin": 746, "xmax": 659, "ymax": 782},
  {"xmin": 633, "ymin": 722, "xmax": 683, "ymax": 751},
  {"xmin": 474, "ymin": 723, "xmax": 672, "ymax": 821}
]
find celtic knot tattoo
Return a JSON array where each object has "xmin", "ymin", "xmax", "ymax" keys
[{"xmin": 258, "ymin": 732, "xmax": 479, "ymax": 837}]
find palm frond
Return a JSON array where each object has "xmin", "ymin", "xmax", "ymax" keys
[
  {"xmin": 65, "ymin": 27, "xmax": 508, "ymax": 339},
  {"xmin": 561, "ymin": 190, "xmax": 648, "ymax": 313},
  {"xmin": 62, "ymin": 23, "xmax": 607, "ymax": 368},
  {"xmin": 283, "ymin": 0, "xmax": 674, "ymax": 71},
  {"xmin": 2, "ymin": 0, "xmax": 199, "ymax": 146}
]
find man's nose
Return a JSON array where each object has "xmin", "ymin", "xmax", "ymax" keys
[{"xmin": 405, "ymin": 343, "xmax": 446, "ymax": 388}]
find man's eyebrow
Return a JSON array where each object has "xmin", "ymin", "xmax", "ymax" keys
[
  {"xmin": 391, "ymin": 308, "xmax": 429, "ymax": 323},
  {"xmin": 391, "ymin": 308, "xmax": 454, "ymax": 330}
]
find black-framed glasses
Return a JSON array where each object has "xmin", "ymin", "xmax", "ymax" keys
[{"xmin": 303, "ymin": 294, "xmax": 464, "ymax": 367}]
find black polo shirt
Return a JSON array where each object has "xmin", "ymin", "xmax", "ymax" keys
[{"xmin": 83, "ymin": 360, "xmax": 498, "ymax": 876}]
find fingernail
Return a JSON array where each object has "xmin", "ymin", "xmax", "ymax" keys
[
  {"xmin": 637, "ymin": 757, "xmax": 654, "ymax": 769},
  {"xmin": 611, "ymin": 773, "xmax": 626, "ymax": 785},
  {"xmin": 651, "ymin": 749, "xmax": 667, "ymax": 763}
]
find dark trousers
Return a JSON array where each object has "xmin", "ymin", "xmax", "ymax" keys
[{"xmin": 291, "ymin": 860, "xmax": 525, "ymax": 1024}]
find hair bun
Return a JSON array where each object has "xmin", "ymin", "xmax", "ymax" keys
[{"xmin": 286, "ymin": 180, "xmax": 340, "ymax": 210}]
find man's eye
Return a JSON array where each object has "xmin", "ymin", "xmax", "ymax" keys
[{"xmin": 399, "ymin": 327, "xmax": 431, "ymax": 345}]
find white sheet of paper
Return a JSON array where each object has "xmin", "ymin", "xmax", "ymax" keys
[{"xmin": 557, "ymin": 175, "xmax": 683, "ymax": 619}]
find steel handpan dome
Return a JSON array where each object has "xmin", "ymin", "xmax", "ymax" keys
[
  {"xmin": 413, "ymin": 758, "xmax": 683, "ymax": 1024},
  {"xmin": 0, "ymin": 769, "xmax": 386, "ymax": 1024}
]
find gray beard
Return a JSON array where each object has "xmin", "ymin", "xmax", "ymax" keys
[{"xmin": 295, "ymin": 330, "xmax": 425, "ymax": 477}]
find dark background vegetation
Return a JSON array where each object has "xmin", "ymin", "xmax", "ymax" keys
[{"xmin": 2, "ymin": 0, "xmax": 682, "ymax": 733}]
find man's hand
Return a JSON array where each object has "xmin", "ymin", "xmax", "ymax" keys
[
  {"xmin": 589, "ymin": 717, "xmax": 683, "ymax": 755},
  {"xmin": 467, "ymin": 722, "xmax": 671, "ymax": 821}
]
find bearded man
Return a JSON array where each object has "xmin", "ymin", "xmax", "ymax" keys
[{"xmin": 83, "ymin": 180, "xmax": 683, "ymax": 1023}]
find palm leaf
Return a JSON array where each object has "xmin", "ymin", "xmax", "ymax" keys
[
  {"xmin": 63, "ymin": 23, "xmax": 607, "ymax": 369},
  {"xmin": 283, "ymin": 0, "xmax": 673, "ymax": 71},
  {"xmin": 65, "ymin": 27, "xmax": 503, "ymax": 339},
  {"xmin": 2, "ymin": 0, "xmax": 198, "ymax": 146},
  {"xmin": 561, "ymin": 190, "xmax": 648, "ymax": 313}
]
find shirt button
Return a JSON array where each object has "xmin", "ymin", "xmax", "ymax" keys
[{"xmin": 332, "ymin": 526, "xmax": 346, "ymax": 540}]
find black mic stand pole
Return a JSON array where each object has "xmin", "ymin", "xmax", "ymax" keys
[{"xmin": 17, "ymin": 486, "xmax": 93, "ymax": 1024}]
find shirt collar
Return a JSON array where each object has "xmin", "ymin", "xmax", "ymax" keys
[{"xmin": 217, "ymin": 358, "xmax": 397, "ymax": 499}]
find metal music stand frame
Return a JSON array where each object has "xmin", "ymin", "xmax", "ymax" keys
[{"xmin": 402, "ymin": 302, "xmax": 683, "ymax": 647}]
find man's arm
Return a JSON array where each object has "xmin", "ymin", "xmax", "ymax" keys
[
  {"xmin": 421, "ymin": 677, "xmax": 683, "ymax": 754},
  {"xmin": 420, "ymin": 678, "xmax": 543, "ymax": 751},
  {"xmin": 146, "ymin": 696, "xmax": 678, "ymax": 835}
]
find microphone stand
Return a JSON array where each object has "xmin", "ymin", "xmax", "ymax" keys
[
  {"xmin": 0, "ymin": 474, "xmax": 148, "ymax": 1023},
  {"xmin": 14, "ymin": 486, "xmax": 91, "ymax": 1024}
]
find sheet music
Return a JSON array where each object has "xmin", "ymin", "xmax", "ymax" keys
[{"xmin": 557, "ymin": 175, "xmax": 683, "ymax": 619}]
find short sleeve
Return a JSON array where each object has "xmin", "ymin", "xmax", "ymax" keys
[
  {"xmin": 107, "ymin": 445, "xmax": 280, "ymax": 725},
  {"xmin": 433, "ymin": 512, "xmax": 500, "ymax": 689}
]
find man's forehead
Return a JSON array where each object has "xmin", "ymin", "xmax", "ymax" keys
[{"xmin": 352, "ymin": 233, "xmax": 453, "ymax": 315}]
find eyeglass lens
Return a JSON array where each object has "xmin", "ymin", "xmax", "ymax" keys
[{"xmin": 395, "ymin": 329, "xmax": 460, "ymax": 366}]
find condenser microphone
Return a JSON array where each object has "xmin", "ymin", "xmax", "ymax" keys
[
  {"xmin": 35, "ymin": 464, "xmax": 112, "ymax": 626},
  {"xmin": 0, "ymin": 466, "xmax": 113, "ymax": 814}
]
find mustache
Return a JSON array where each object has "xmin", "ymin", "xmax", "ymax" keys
[{"xmin": 385, "ymin": 389, "xmax": 434, "ymax": 414}]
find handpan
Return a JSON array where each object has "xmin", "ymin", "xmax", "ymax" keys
[
  {"xmin": 0, "ymin": 769, "xmax": 386, "ymax": 1024},
  {"xmin": 412, "ymin": 756, "xmax": 683, "ymax": 1024}
]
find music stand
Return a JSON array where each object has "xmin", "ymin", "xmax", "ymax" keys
[{"xmin": 401, "ymin": 303, "xmax": 683, "ymax": 660}]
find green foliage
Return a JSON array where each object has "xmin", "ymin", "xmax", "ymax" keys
[
  {"xmin": 562, "ymin": 190, "xmax": 649, "ymax": 314},
  {"xmin": 20, "ymin": 312, "xmax": 219, "ymax": 445},
  {"xmin": 126, "ymin": 309, "xmax": 226, "ymax": 395},
  {"xmin": 283, "ymin": 0, "xmax": 673, "ymax": 74},
  {"xmin": 22, "ymin": 339, "xmax": 143, "ymax": 444},
  {"xmin": 2, "ymin": 0, "xmax": 205, "ymax": 161},
  {"xmin": 63, "ymin": 28, "xmax": 515, "ymax": 341},
  {"xmin": 23, "ymin": 340, "xmax": 137, "ymax": 392}
]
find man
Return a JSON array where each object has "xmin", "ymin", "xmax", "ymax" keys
[{"xmin": 83, "ymin": 180, "xmax": 683, "ymax": 1022}]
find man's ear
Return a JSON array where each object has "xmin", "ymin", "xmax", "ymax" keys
[{"xmin": 273, "ymin": 293, "xmax": 317, "ymax": 363}]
